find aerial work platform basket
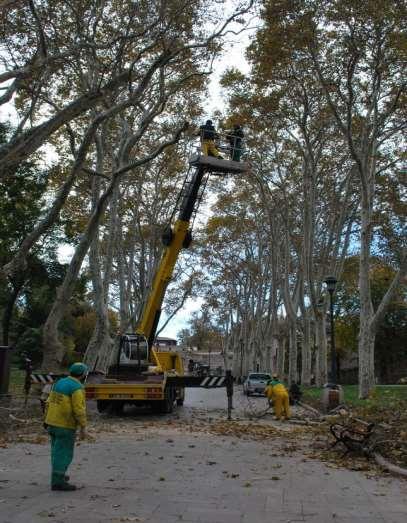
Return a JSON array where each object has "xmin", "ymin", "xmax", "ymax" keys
[
  {"xmin": 189, "ymin": 129, "xmax": 249, "ymax": 175},
  {"xmin": 189, "ymin": 154, "xmax": 249, "ymax": 175}
]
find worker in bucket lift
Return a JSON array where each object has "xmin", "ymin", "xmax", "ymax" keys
[
  {"xmin": 265, "ymin": 374, "xmax": 291, "ymax": 421},
  {"xmin": 227, "ymin": 124, "xmax": 244, "ymax": 162},
  {"xmin": 44, "ymin": 362, "xmax": 88, "ymax": 491},
  {"xmin": 199, "ymin": 119, "xmax": 223, "ymax": 159}
]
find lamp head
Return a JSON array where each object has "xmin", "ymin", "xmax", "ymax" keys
[{"xmin": 324, "ymin": 275, "xmax": 337, "ymax": 293}]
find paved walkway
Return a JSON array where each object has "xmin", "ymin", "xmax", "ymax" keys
[{"xmin": 1, "ymin": 427, "xmax": 406, "ymax": 523}]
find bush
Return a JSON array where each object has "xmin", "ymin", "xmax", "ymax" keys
[{"xmin": 13, "ymin": 327, "xmax": 43, "ymax": 368}]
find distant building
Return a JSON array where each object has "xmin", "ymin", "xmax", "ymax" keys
[
  {"xmin": 154, "ymin": 337, "xmax": 177, "ymax": 350},
  {"xmin": 181, "ymin": 346, "xmax": 199, "ymax": 352},
  {"xmin": 178, "ymin": 349, "xmax": 225, "ymax": 371}
]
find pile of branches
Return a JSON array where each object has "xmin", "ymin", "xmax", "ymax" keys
[{"xmin": 326, "ymin": 407, "xmax": 407, "ymax": 478}]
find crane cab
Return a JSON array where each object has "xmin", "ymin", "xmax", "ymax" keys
[{"xmin": 119, "ymin": 334, "xmax": 149, "ymax": 368}]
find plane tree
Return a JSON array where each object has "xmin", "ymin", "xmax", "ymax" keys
[
  {"xmin": 20, "ymin": 0, "xmax": 253, "ymax": 370},
  {"xmin": 252, "ymin": 0, "xmax": 406, "ymax": 396}
]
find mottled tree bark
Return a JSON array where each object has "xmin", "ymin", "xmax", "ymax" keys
[
  {"xmin": 315, "ymin": 312, "xmax": 328, "ymax": 386},
  {"xmin": 42, "ymin": 126, "xmax": 187, "ymax": 370},
  {"xmin": 301, "ymin": 312, "xmax": 312, "ymax": 386},
  {"xmin": 83, "ymin": 135, "xmax": 114, "ymax": 373}
]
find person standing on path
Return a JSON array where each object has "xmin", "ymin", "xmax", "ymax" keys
[
  {"xmin": 44, "ymin": 362, "xmax": 88, "ymax": 491},
  {"xmin": 265, "ymin": 374, "xmax": 291, "ymax": 421}
]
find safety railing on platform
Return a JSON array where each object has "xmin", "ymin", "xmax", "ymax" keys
[{"xmin": 189, "ymin": 132, "xmax": 246, "ymax": 163}]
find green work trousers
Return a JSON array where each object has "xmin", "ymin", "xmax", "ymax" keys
[
  {"xmin": 48, "ymin": 426, "xmax": 76, "ymax": 486},
  {"xmin": 230, "ymin": 139, "xmax": 242, "ymax": 161}
]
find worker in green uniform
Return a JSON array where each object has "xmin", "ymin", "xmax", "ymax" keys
[
  {"xmin": 227, "ymin": 124, "xmax": 244, "ymax": 161},
  {"xmin": 44, "ymin": 362, "xmax": 88, "ymax": 491}
]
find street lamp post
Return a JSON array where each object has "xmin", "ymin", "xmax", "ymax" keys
[
  {"xmin": 324, "ymin": 276, "xmax": 338, "ymax": 385},
  {"xmin": 239, "ymin": 338, "xmax": 244, "ymax": 382}
]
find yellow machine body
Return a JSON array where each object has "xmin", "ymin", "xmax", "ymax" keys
[
  {"xmin": 136, "ymin": 219, "xmax": 189, "ymax": 341},
  {"xmin": 86, "ymin": 157, "xmax": 247, "ymax": 413},
  {"xmin": 86, "ymin": 348, "xmax": 185, "ymax": 410}
]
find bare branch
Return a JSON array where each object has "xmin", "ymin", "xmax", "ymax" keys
[{"xmin": 27, "ymin": 0, "xmax": 48, "ymax": 57}]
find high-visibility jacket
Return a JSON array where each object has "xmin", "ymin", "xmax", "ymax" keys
[
  {"xmin": 45, "ymin": 376, "xmax": 87, "ymax": 430},
  {"xmin": 265, "ymin": 381, "xmax": 288, "ymax": 400}
]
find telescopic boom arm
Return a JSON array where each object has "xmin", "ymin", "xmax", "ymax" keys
[
  {"xmin": 136, "ymin": 165, "xmax": 206, "ymax": 348},
  {"xmin": 135, "ymin": 153, "xmax": 247, "ymax": 349}
]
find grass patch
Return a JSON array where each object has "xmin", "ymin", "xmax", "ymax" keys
[
  {"xmin": 303, "ymin": 384, "xmax": 407, "ymax": 408},
  {"xmin": 304, "ymin": 385, "xmax": 407, "ymax": 469},
  {"xmin": 9, "ymin": 367, "xmax": 26, "ymax": 395}
]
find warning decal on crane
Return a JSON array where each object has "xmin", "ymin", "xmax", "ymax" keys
[
  {"xmin": 30, "ymin": 373, "xmax": 64, "ymax": 384},
  {"xmin": 199, "ymin": 376, "xmax": 225, "ymax": 388}
]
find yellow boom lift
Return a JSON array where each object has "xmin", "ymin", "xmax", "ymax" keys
[{"xmin": 87, "ymin": 149, "xmax": 246, "ymax": 414}]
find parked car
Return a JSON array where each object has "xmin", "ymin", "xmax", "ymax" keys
[
  {"xmin": 193, "ymin": 362, "xmax": 210, "ymax": 377},
  {"xmin": 243, "ymin": 372, "xmax": 271, "ymax": 396}
]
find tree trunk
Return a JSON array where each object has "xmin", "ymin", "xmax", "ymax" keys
[
  {"xmin": 102, "ymin": 183, "xmax": 120, "ymax": 301},
  {"xmin": 83, "ymin": 134, "xmax": 114, "ymax": 372},
  {"xmin": 42, "ymin": 175, "xmax": 118, "ymax": 370},
  {"xmin": 277, "ymin": 335, "xmax": 286, "ymax": 378},
  {"xmin": 301, "ymin": 313, "xmax": 312, "ymax": 386},
  {"xmin": 288, "ymin": 321, "xmax": 297, "ymax": 384},
  {"xmin": 2, "ymin": 278, "xmax": 22, "ymax": 345},
  {"xmin": 83, "ymin": 219, "xmax": 114, "ymax": 372},
  {"xmin": 117, "ymin": 218, "xmax": 132, "ymax": 333},
  {"xmin": 84, "ymin": 315, "xmax": 113, "ymax": 372},
  {"xmin": 265, "ymin": 343, "xmax": 272, "ymax": 373},
  {"xmin": 315, "ymin": 313, "xmax": 327, "ymax": 386},
  {"xmin": 358, "ymin": 193, "xmax": 375, "ymax": 397},
  {"xmin": 271, "ymin": 336, "xmax": 279, "ymax": 374},
  {"xmin": 358, "ymin": 318, "xmax": 375, "ymax": 398},
  {"xmin": 231, "ymin": 334, "xmax": 239, "ymax": 378},
  {"xmin": 41, "ymin": 123, "xmax": 187, "ymax": 370},
  {"xmin": 42, "ymin": 286, "xmax": 70, "ymax": 371}
]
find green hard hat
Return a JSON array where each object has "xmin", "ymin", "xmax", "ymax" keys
[{"xmin": 69, "ymin": 362, "xmax": 88, "ymax": 376}]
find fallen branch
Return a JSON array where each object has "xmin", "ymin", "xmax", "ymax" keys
[
  {"xmin": 0, "ymin": 404, "xmax": 26, "ymax": 412},
  {"xmin": 288, "ymin": 418, "xmax": 323, "ymax": 426},
  {"xmin": 373, "ymin": 452, "xmax": 407, "ymax": 478},
  {"xmin": 9, "ymin": 413, "xmax": 30, "ymax": 423},
  {"xmin": 298, "ymin": 401, "xmax": 324, "ymax": 417},
  {"xmin": 328, "ymin": 404, "xmax": 348, "ymax": 415}
]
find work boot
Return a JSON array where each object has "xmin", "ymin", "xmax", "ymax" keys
[{"xmin": 52, "ymin": 483, "xmax": 77, "ymax": 491}]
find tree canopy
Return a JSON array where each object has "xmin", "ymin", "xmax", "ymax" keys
[{"xmin": 0, "ymin": 0, "xmax": 405, "ymax": 397}]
